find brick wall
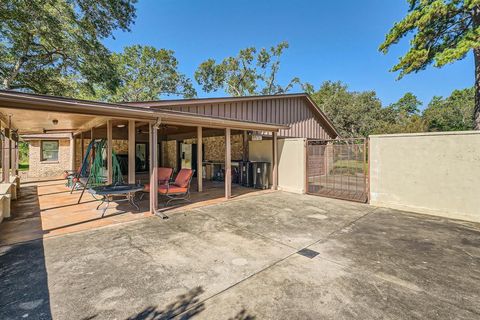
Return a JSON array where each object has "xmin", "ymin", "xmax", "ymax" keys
[{"xmin": 28, "ymin": 139, "xmax": 71, "ymax": 178}]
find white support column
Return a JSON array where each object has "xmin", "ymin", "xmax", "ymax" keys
[
  {"xmin": 149, "ymin": 122, "xmax": 159, "ymax": 214},
  {"xmin": 272, "ymin": 131, "xmax": 278, "ymax": 190},
  {"xmin": 128, "ymin": 120, "xmax": 136, "ymax": 184},
  {"xmin": 106, "ymin": 120, "xmax": 113, "ymax": 184},
  {"xmin": 197, "ymin": 126, "xmax": 203, "ymax": 192},
  {"xmin": 225, "ymin": 128, "xmax": 231, "ymax": 199},
  {"xmin": 70, "ymin": 133, "xmax": 76, "ymax": 171}
]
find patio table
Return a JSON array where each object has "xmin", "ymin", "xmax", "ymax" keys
[{"xmin": 89, "ymin": 183, "xmax": 144, "ymax": 217}]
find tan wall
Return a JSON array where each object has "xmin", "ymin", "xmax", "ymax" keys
[
  {"xmin": 278, "ymin": 138, "xmax": 306, "ymax": 194},
  {"xmin": 369, "ymin": 131, "xmax": 480, "ymax": 223},
  {"xmin": 249, "ymin": 138, "xmax": 307, "ymax": 193},
  {"xmin": 249, "ymin": 140, "xmax": 273, "ymax": 187},
  {"xmin": 28, "ymin": 139, "xmax": 71, "ymax": 178}
]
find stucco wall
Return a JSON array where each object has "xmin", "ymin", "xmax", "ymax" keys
[
  {"xmin": 278, "ymin": 138, "xmax": 306, "ymax": 194},
  {"xmin": 29, "ymin": 139, "xmax": 71, "ymax": 178},
  {"xmin": 369, "ymin": 131, "xmax": 480, "ymax": 223},
  {"xmin": 249, "ymin": 138, "xmax": 306, "ymax": 193}
]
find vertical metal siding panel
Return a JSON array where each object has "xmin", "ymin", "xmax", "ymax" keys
[
  {"xmin": 297, "ymin": 98, "xmax": 301, "ymax": 138},
  {"xmin": 242, "ymin": 101, "xmax": 246, "ymax": 121},
  {"xmin": 292, "ymin": 99, "xmax": 297, "ymax": 137},
  {"xmin": 289, "ymin": 98, "xmax": 293, "ymax": 126},
  {"xmin": 255, "ymin": 100, "xmax": 263, "ymax": 122},
  {"xmin": 276, "ymin": 99, "xmax": 280, "ymax": 124},
  {"xmin": 279, "ymin": 99, "xmax": 284, "ymax": 124},
  {"xmin": 265, "ymin": 99, "xmax": 269, "ymax": 123},
  {"xmin": 219, "ymin": 103, "xmax": 225, "ymax": 118},
  {"xmin": 224, "ymin": 102, "xmax": 230, "ymax": 118}
]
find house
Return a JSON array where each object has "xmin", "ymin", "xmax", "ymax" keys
[{"xmin": 0, "ymin": 90, "xmax": 338, "ymax": 215}]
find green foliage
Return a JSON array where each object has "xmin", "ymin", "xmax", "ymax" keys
[
  {"xmin": 310, "ymin": 81, "xmax": 384, "ymax": 137},
  {"xmin": 18, "ymin": 141, "xmax": 28, "ymax": 163},
  {"xmin": 79, "ymin": 45, "xmax": 196, "ymax": 102},
  {"xmin": 195, "ymin": 41, "xmax": 307, "ymax": 96},
  {"xmin": 310, "ymin": 82, "xmax": 474, "ymax": 137},
  {"xmin": 423, "ymin": 87, "xmax": 475, "ymax": 131},
  {"xmin": 0, "ymin": 0, "xmax": 137, "ymax": 95},
  {"xmin": 374, "ymin": 92, "xmax": 427, "ymax": 134},
  {"xmin": 380, "ymin": 0, "xmax": 480, "ymax": 78}
]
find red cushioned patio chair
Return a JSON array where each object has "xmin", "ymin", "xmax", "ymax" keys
[
  {"xmin": 141, "ymin": 167, "xmax": 174, "ymax": 200},
  {"xmin": 159, "ymin": 168, "xmax": 194, "ymax": 207}
]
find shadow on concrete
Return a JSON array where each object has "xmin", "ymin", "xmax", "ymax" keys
[
  {"xmin": 125, "ymin": 286, "xmax": 255, "ymax": 320},
  {"xmin": 227, "ymin": 309, "xmax": 256, "ymax": 320},
  {"xmin": 9, "ymin": 185, "xmax": 41, "ymax": 220},
  {"xmin": 126, "ymin": 287, "xmax": 205, "ymax": 320},
  {"xmin": 0, "ymin": 240, "xmax": 52, "ymax": 319}
]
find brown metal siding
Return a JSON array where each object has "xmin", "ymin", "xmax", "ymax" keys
[{"xmin": 155, "ymin": 97, "xmax": 335, "ymax": 139}]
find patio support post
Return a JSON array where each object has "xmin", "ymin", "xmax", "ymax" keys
[
  {"xmin": 6, "ymin": 118, "xmax": 11, "ymax": 180},
  {"xmin": 70, "ymin": 133, "xmax": 75, "ymax": 171},
  {"xmin": 106, "ymin": 120, "xmax": 113, "ymax": 184},
  {"xmin": 197, "ymin": 126, "xmax": 203, "ymax": 192},
  {"xmin": 225, "ymin": 128, "xmax": 231, "ymax": 198},
  {"xmin": 149, "ymin": 122, "xmax": 159, "ymax": 214},
  {"xmin": 12, "ymin": 140, "xmax": 18, "ymax": 176},
  {"xmin": 90, "ymin": 127, "xmax": 95, "ymax": 171},
  {"xmin": 272, "ymin": 131, "xmax": 278, "ymax": 190},
  {"xmin": 2, "ymin": 127, "xmax": 9, "ymax": 182},
  {"xmin": 128, "ymin": 120, "xmax": 136, "ymax": 184},
  {"xmin": 243, "ymin": 131, "xmax": 249, "ymax": 161},
  {"xmin": 80, "ymin": 132, "xmax": 84, "ymax": 162}
]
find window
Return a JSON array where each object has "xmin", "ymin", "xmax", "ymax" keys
[{"xmin": 41, "ymin": 140, "xmax": 59, "ymax": 161}]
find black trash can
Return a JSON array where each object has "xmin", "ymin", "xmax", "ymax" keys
[
  {"xmin": 239, "ymin": 161, "xmax": 253, "ymax": 187},
  {"xmin": 251, "ymin": 161, "xmax": 270, "ymax": 189}
]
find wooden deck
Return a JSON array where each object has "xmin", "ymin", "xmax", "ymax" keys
[{"xmin": 0, "ymin": 179, "xmax": 272, "ymax": 246}]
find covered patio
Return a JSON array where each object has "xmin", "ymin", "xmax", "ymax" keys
[{"xmin": 0, "ymin": 90, "xmax": 285, "ymax": 236}]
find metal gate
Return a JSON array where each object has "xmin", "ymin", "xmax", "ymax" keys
[{"xmin": 306, "ymin": 138, "xmax": 368, "ymax": 203}]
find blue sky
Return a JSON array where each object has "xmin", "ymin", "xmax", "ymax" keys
[{"xmin": 104, "ymin": 0, "xmax": 472, "ymax": 109}]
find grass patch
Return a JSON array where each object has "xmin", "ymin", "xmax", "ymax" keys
[
  {"xmin": 19, "ymin": 163, "xmax": 29, "ymax": 171},
  {"xmin": 334, "ymin": 160, "xmax": 364, "ymax": 170}
]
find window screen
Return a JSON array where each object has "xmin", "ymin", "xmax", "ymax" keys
[{"xmin": 41, "ymin": 140, "xmax": 59, "ymax": 161}]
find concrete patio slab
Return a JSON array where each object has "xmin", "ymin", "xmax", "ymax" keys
[
  {"xmin": 1, "ymin": 191, "xmax": 479, "ymax": 319},
  {"xmin": 197, "ymin": 253, "xmax": 478, "ymax": 320},
  {"xmin": 309, "ymin": 206, "xmax": 480, "ymax": 315},
  {"xmin": 196, "ymin": 192, "xmax": 374, "ymax": 249}
]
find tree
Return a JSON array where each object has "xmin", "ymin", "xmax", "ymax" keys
[
  {"xmin": 423, "ymin": 87, "xmax": 475, "ymax": 131},
  {"xmin": 310, "ymin": 81, "xmax": 384, "ymax": 137},
  {"xmin": 389, "ymin": 92, "xmax": 422, "ymax": 116},
  {"xmin": 373, "ymin": 92, "xmax": 426, "ymax": 134},
  {"xmin": 82, "ymin": 45, "xmax": 196, "ymax": 102},
  {"xmin": 379, "ymin": 0, "xmax": 480, "ymax": 129},
  {"xmin": 0, "ymin": 0, "xmax": 137, "ymax": 95},
  {"xmin": 195, "ymin": 41, "xmax": 305, "ymax": 96}
]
